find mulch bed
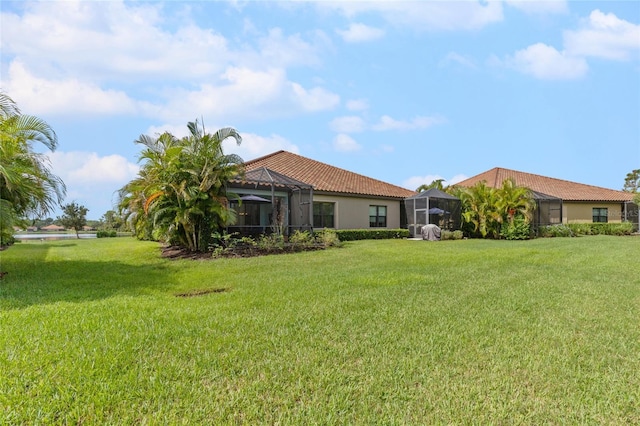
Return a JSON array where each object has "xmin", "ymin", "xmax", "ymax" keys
[
  {"xmin": 161, "ymin": 246, "xmax": 214, "ymax": 260},
  {"xmin": 161, "ymin": 243, "xmax": 327, "ymax": 260}
]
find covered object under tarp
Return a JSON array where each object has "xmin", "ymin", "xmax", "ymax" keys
[{"xmin": 404, "ymin": 188, "xmax": 461, "ymax": 237}]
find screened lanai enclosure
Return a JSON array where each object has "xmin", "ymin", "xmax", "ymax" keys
[
  {"xmin": 531, "ymin": 191, "xmax": 563, "ymax": 232},
  {"xmin": 404, "ymin": 188, "xmax": 462, "ymax": 237},
  {"xmin": 623, "ymin": 201, "xmax": 639, "ymax": 231},
  {"xmin": 227, "ymin": 167, "xmax": 313, "ymax": 237}
]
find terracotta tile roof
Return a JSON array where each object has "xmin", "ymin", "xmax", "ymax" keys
[
  {"xmin": 456, "ymin": 167, "xmax": 633, "ymax": 202},
  {"xmin": 244, "ymin": 150, "xmax": 416, "ymax": 199}
]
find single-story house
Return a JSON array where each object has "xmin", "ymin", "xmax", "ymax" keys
[
  {"xmin": 456, "ymin": 167, "xmax": 637, "ymax": 227},
  {"xmin": 41, "ymin": 224, "xmax": 65, "ymax": 231},
  {"xmin": 228, "ymin": 150, "xmax": 416, "ymax": 235}
]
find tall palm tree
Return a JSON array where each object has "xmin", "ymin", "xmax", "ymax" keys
[
  {"xmin": 0, "ymin": 93, "xmax": 65, "ymax": 244},
  {"xmin": 496, "ymin": 178, "xmax": 535, "ymax": 225},
  {"xmin": 458, "ymin": 181, "xmax": 501, "ymax": 238},
  {"xmin": 118, "ymin": 119, "xmax": 243, "ymax": 252}
]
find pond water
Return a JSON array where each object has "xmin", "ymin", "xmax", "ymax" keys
[{"xmin": 14, "ymin": 233, "xmax": 97, "ymax": 240}]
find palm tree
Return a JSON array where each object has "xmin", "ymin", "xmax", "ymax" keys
[
  {"xmin": 454, "ymin": 179, "xmax": 535, "ymax": 239},
  {"xmin": 416, "ymin": 179, "xmax": 445, "ymax": 192},
  {"xmin": 0, "ymin": 92, "xmax": 65, "ymax": 244},
  {"xmin": 118, "ymin": 131, "xmax": 181, "ymax": 240},
  {"xmin": 457, "ymin": 181, "xmax": 501, "ymax": 238},
  {"xmin": 118, "ymin": 119, "xmax": 243, "ymax": 252},
  {"xmin": 496, "ymin": 178, "xmax": 535, "ymax": 225}
]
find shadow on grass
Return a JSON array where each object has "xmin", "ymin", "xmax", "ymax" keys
[{"xmin": 0, "ymin": 243, "xmax": 175, "ymax": 310}]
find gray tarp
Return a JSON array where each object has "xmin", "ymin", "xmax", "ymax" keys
[{"xmin": 421, "ymin": 224, "xmax": 441, "ymax": 241}]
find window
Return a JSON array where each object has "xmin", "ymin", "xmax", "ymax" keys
[
  {"xmin": 592, "ymin": 207, "xmax": 608, "ymax": 223},
  {"xmin": 313, "ymin": 202, "xmax": 334, "ymax": 228},
  {"xmin": 369, "ymin": 205, "xmax": 387, "ymax": 227},
  {"xmin": 230, "ymin": 201, "xmax": 260, "ymax": 226}
]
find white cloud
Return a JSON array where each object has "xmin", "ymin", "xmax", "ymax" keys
[
  {"xmin": 1, "ymin": 1, "xmax": 336, "ymax": 122},
  {"xmin": 145, "ymin": 124, "xmax": 190, "ymax": 140},
  {"xmin": 5, "ymin": 61, "xmax": 144, "ymax": 116},
  {"xmin": 1, "ymin": 1, "xmax": 230, "ymax": 81},
  {"xmin": 323, "ymin": 1, "xmax": 504, "ymax": 32},
  {"xmin": 257, "ymin": 27, "xmax": 328, "ymax": 67},
  {"xmin": 45, "ymin": 151, "xmax": 140, "ymax": 217},
  {"xmin": 439, "ymin": 52, "xmax": 478, "ymax": 70},
  {"xmin": 448, "ymin": 174, "xmax": 469, "ymax": 185},
  {"xmin": 372, "ymin": 115, "xmax": 446, "ymax": 131},
  {"xmin": 402, "ymin": 174, "xmax": 468, "ymax": 191},
  {"xmin": 346, "ymin": 99, "xmax": 369, "ymax": 111},
  {"xmin": 564, "ymin": 10, "xmax": 640, "ymax": 61},
  {"xmin": 143, "ymin": 124, "xmax": 299, "ymax": 161},
  {"xmin": 330, "ymin": 116, "xmax": 366, "ymax": 133},
  {"xmin": 156, "ymin": 67, "xmax": 339, "ymax": 120},
  {"xmin": 49, "ymin": 151, "xmax": 140, "ymax": 185},
  {"xmin": 503, "ymin": 10, "xmax": 638, "ymax": 80},
  {"xmin": 223, "ymin": 133, "xmax": 300, "ymax": 161},
  {"xmin": 403, "ymin": 175, "xmax": 445, "ymax": 191},
  {"xmin": 505, "ymin": 0, "xmax": 568, "ymax": 15},
  {"xmin": 336, "ymin": 23, "xmax": 385, "ymax": 43},
  {"xmin": 507, "ymin": 43, "xmax": 588, "ymax": 80},
  {"xmin": 290, "ymin": 82, "xmax": 341, "ymax": 112},
  {"xmin": 333, "ymin": 134, "xmax": 362, "ymax": 152}
]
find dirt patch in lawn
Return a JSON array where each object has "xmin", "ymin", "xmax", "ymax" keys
[{"xmin": 175, "ymin": 287, "xmax": 231, "ymax": 297}]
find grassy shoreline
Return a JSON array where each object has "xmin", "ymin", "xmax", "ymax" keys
[{"xmin": 1, "ymin": 236, "xmax": 638, "ymax": 423}]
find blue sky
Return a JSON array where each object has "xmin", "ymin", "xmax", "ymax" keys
[{"xmin": 2, "ymin": 1, "xmax": 639, "ymax": 219}]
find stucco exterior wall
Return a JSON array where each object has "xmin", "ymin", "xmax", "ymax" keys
[
  {"xmin": 313, "ymin": 194, "xmax": 403, "ymax": 229},
  {"xmin": 563, "ymin": 201, "xmax": 625, "ymax": 224}
]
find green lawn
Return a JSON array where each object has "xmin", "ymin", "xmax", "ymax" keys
[{"xmin": 1, "ymin": 236, "xmax": 638, "ymax": 424}]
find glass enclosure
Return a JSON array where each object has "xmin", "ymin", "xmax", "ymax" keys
[
  {"xmin": 227, "ymin": 167, "xmax": 313, "ymax": 236},
  {"xmin": 404, "ymin": 188, "xmax": 461, "ymax": 237},
  {"xmin": 531, "ymin": 191, "xmax": 563, "ymax": 233}
]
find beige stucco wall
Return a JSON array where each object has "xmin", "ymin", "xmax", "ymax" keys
[
  {"xmin": 313, "ymin": 194, "xmax": 403, "ymax": 229},
  {"xmin": 563, "ymin": 201, "xmax": 625, "ymax": 224}
]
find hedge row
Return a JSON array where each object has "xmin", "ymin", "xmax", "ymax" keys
[
  {"xmin": 97, "ymin": 230, "xmax": 118, "ymax": 238},
  {"xmin": 334, "ymin": 228, "xmax": 409, "ymax": 241},
  {"xmin": 539, "ymin": 222, "xmax": 635, "ymax": 237}
]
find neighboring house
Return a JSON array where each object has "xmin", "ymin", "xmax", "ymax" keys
[
  {"xmin": 228, "ymin": 150, "xmax": 415, "ymax": 235},
  {"xmin": 456, "ymin": 167, "xmax": 637, "ymax": 226},
  {"xmin": 41, "ymin": 224, "xmax": 65, "ymax": 231}
]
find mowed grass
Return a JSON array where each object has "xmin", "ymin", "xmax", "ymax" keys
[{"xmin": 0, "ymin": 236, "xmax": 638, "ymax": 424}]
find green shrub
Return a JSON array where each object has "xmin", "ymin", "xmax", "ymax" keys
[
  {"xmin": 334, "ymin": 229, "xmax": 409, "ymax": 241},
  {"xmin": 211, "ymin": 230, "xmax": 343, "ymax": 258},
  {"xmin": 500, "ymin": 217, "xmax": 531, "ymax": 240},
  {"xmin": 289, "ymin": 230, "xmax": 314, "ymax": 246},
  {"xmin": 567, "ymin": 223, "xmax": 592, "ymax": 236},
  {"xmin": 539, "ymin": 225, "xmax": 573, "ymax": 238},
  {"xmin": 539, "ymin": 223, "xmax": 634, "ymax": 238},
  {"xmin": 441, "ymin": 230, "xmax": 464, "ymax": 241},
  {"xmin": 567, "ymin": 223, "xmax": 634, "ymax": 236},
  {"xmin": 257, "ymin": 233, "xmax": 285, "ymax": 250},
  {"xmin": 96, "ymin": 230, "xmax": 117, "ymax": 238},
  {"xmin": 314, "ymin": 229, "xmax": 341, "ymax": 247}
]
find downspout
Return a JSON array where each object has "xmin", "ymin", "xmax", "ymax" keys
[{"xmin": 309, "ymin": 187, "xmax": 314, "ymax": 232}]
